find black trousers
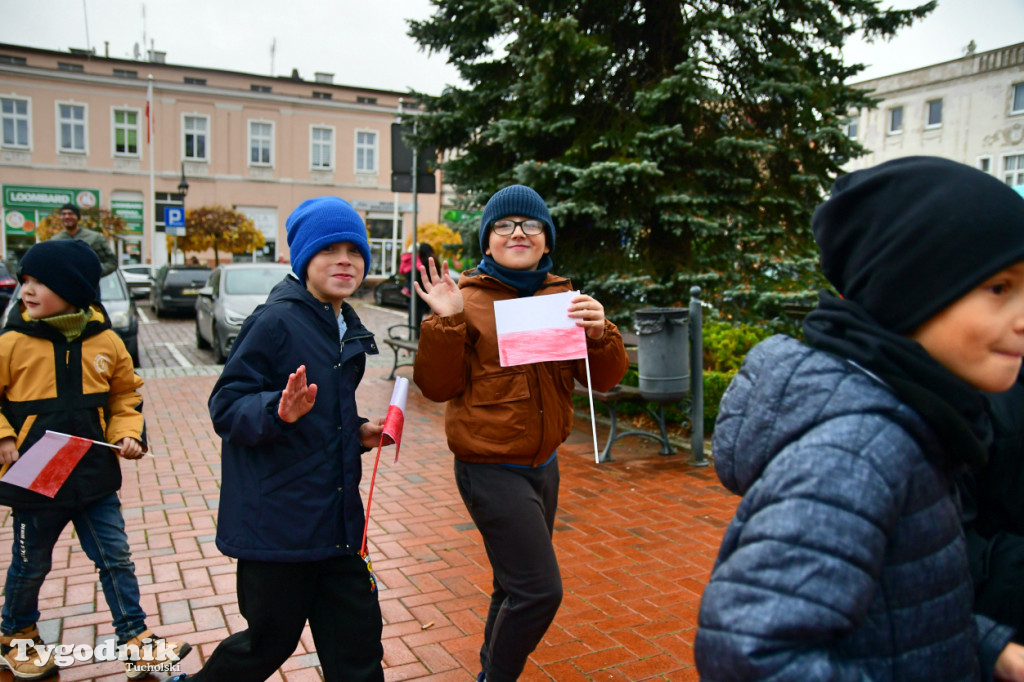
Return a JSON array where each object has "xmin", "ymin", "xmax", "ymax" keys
[
  {"xmin": 192, "ymin": 555, "xmax": 383, "ymax": 682},
  {"xmin": 455, "ymin": 459, "xmax": 563, "ymax": 682}
]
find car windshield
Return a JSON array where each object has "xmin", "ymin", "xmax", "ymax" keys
[
  {"xmin": 224, "ymin": 268, "xmax": 287, "ymax": 295},
  {"xmin": 99, "ymin": 274, "xmax": 127, "ymax": 301},
  {"xmin": 166, "ymin": 270, "xmax": 210, "ymax": 286}
]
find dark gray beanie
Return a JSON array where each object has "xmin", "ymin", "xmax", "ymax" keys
[
  {"xmin": 18, "ymin": 239, "xmax": 101, "ymax": 309},
  {"xmin": 813, "ymin": 156, "xmax": 1024, "ymax": 334},
  {"xmin": 479, "ymin": 185, "xmax": 555, "ymax": 253}
]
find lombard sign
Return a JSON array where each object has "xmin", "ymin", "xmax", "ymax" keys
[{"xmin": 3, "ymin": 184, "xmax": 101, "ymax": 235}]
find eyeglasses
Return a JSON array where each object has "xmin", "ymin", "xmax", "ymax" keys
[{"xmin": 491, "ymin": 219, "xmax": 545, "ymax": 236}]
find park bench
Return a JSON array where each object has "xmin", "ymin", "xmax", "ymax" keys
[{"xmin": 383, "ymin": 323, "xmax": 418, "ymax": 380}]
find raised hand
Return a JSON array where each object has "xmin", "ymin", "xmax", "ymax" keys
[
  {"xmin": 568, "ymin": 294, "xmax": 607, "ymax": 340},
  {"xmin": 278, "ymin": 365, "xmax": 318, "ymax": 423},
  {"xmin": 413, "ymin": 257, "xmax": 464, "ymax": 317}
]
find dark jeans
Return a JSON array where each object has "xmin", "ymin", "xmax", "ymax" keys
[
  {"xmin": 192, "ymin": 556, "xmax": 383, "ymax": 682},
  {"xmin": 2, "ymin": 493, "xmax": 147, "ymax": 642},
  {"xmin": 455, "ymin": 459, "xmax": 563, "ymax": 682}
]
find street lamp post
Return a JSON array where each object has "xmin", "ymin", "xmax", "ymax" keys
[{"xmin": 176, "ymin": 162, "xmax": 189, "ymax": 265}]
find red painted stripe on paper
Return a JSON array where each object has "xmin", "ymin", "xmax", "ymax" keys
[
  {"xmin": 28, "ymin": 436, "xmax": 92, "ymax": 497},
  {"xmin": 498, "ymin": 327, "xmax": 587, "ymax": 367}
]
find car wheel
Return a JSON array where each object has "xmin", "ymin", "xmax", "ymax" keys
[
  {"xmin": 196, "ymin": 319, "xmax": 210, "ymax": 349},
  {"xmin": 212, "ymin": 326, "xmax": 226, "ymax": 364}
]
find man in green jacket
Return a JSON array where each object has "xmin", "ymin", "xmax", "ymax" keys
[{"xmin": 52, "ymin": 203, "xmax": 117, "ymax": 276}]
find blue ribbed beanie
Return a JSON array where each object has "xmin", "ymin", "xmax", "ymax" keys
[
  {"xmin": 286, "ymin": 197, "xmax": 371, "ymax": 282},
  {"xmin": 18, "ymin": 239, "xmax": 101, "ymax": 309},
  {"xmin": 479, "ymin": 185, "xmax": 555, "ymax": 253}
]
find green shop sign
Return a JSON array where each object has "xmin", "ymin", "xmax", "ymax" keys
[
  {"xmin": 110, "ymin": 200, "xmax": 144, "ymax": 235},
  {"xmin": 2, "ymin": 184, "xmax": 101, "ymax": 236}
]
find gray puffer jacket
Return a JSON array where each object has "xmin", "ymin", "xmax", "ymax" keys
[{"xmin": 695, "ymin": 335, "xmax": 1013, "ymax": 682}]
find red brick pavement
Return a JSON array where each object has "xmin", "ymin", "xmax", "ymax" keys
[{"xmin": 0, "ymin": 298, "xmax": 739, "ymax": 681}]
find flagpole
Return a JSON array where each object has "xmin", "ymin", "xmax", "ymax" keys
[
  {"xmin": 584, "ymin": 355, "xmax": 599, "ymax": 464},
  {"xmin": 360, "ymin": 440, "xmax": 385, "ymax": 556},
  {"xmin": 147, "ymin": 75, "xmax": 156, "ymax": 267}
]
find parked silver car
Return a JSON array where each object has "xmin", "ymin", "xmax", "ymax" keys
[
  {"xmin": 120, "ymin": 264, "xmax": 156, "ymax": 299},
  {"xmin": 195, "ymin": 263, "xmax": 291, "ymax": 362}
]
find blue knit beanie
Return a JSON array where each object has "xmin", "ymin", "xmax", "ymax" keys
[
  {"xmin": 18, "ymin": 239, "xmax": 101, "ymax": 309},
  {"xmin": 286, "ymin": 197, "xmax": 371, "ymax": 282},
  {"xmin": 479, "ymin": 185, "xmax": 556, "ymax": 254}
]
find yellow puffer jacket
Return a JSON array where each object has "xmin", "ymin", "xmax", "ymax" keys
[
  {"xmin": 0, "ymin": 303, "xmax": 144, "ymax": 509},
  {"xmin": 414, "ymin": 271, "xmax": 628, "ymax": 466}
]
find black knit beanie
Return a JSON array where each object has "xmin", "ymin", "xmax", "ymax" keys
[
  {"xmin": 479, "ymin": 185, "xmax": 556, "ymax": 254},
  {"xmin": 60, "ymin": 203, "xmax": 81, "ymax": 218},
  {"xmin": 812, "ymin": 156, "xmax": 1024, "ymax": 334},
  {"xmin": 18, "ymin": 239, "xmax": 101, "ymax": 309}
]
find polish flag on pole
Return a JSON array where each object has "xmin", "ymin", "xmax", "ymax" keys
[
  {"xmin": 494, "ymin": 291, "xmax": 588, "ymax": 367},
  {"xmin": 145, "ymin": 79, "xmax": 153, "ymax": 145},
  {"xmin": 361, "ymin": 377, "xmax": 409, "ymax": 558},
  {"xmin": 1, "ymin": 431, "xmax": 95, "ymax": 498},
  {"xmin": 381, "ymin": 376, "xmax": 409, "ymax": 464}
]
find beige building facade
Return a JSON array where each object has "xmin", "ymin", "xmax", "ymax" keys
[
  {"xmin": 845, "ymin": 42, "xmax": 1024, "ymax": 185},
  {"xmin": 0, "ymin": 43, "xmax": 443, "ymax": 276}
]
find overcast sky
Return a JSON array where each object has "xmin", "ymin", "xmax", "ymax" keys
[{"xmin": 0, "ymin": 0, "xmax": 1021, "ymax": 94}]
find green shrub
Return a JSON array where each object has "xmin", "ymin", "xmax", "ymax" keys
[
  {"xmin": 702, "ymin": 321, "xmax": 773, "ymax": 373},
  {"xmin": 703, "ymin": 370, "xmax": 737, "ymax": 434}
]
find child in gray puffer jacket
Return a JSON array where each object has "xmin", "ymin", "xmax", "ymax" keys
[{"xmin": 696, "ymin": 157, "xmax": 1024, "ymax": 681}]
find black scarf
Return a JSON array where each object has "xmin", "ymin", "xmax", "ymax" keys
[
  {"xmin": 802, "ymin": 290, "xmax": 991, "ymax": 470},
  {"xmin": 475, "ymin": 254, "xmax": 554, "ymax": 297}
]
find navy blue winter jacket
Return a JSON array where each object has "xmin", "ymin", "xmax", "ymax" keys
[
  {"xmin": 695, "ymin": 335, "xmax": 1014, "ymax": 682},
  {"xmin": 209, "ymin": 275, "xmax": 378, "ymax": 561}
]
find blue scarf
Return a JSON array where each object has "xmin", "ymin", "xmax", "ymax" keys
[{"xmin": 475, "ymin": 254, "xmax": 554, "ymax": 297}]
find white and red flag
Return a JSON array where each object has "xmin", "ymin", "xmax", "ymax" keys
[
  {"xmin": 145, "ymin": 79, "xmax": 153, "ymax": 145},
  {"xmin": 494, "ymin": 291, "xmax": 588, "ymax": 367},
  {"xmin": 1, "ymin": 431, "xmax": 94, "ymax": 498},
  {"xmin": 381, "ymin": 376, "xmax": 408, "ymax": 463}
]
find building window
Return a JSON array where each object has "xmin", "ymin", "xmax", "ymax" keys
[
  {"xmin": 925, "ymin": 99, "xmax": 943, "ymax": 128},
  {"xmin": 112, "ymin": 108, "xmax": 140, "ymax": 157},
  {"xmin": 1013, "ymin": 83, "xmax": 1024, "ymax": 115},
  {"xmin": 113, "ymin": 69, "xmax": 138, "ymax": 79},
  {"xmin": 887, "ymin": 106, "xmax": 903, "ymax": 134},
  {"xmin": 183, "ymin": 115, "xmax": 209, "ymax": 161},
  {"xmin": 356, "ymin": 96, "xmax": 377, "ymax": 105},
  {"xmin": 1003, "ymin": 154, "xmax": 1024, "ymax": 186},
  {"xmin": 58, "ymin": 62, "xmax": 84, "ymax": 72},
  {"xmin": 248, "ymin": 121, "xmax": 273, "ymax": 166},
  {"xmin": 311, "ymin": 126, "xmax": 333, "ymax": 169},
  {"xmin": 0, "ymin": 55, "xmax": 27, "ymax": 65},
  {"xmin": 845, "ymin": 116, "xmax": 858, "ymax": 139},
  {"xmin": 313, "ymin": 91, "xmax": 333, "ymax": 100},
  {"xmin": 1, "ymin": 97, "xmax": 30, "ymax": 148},
  {"xmin": 251, "ymin": 84, "xmax": 272, "ymax": 93},
  {"xmin": 355, "ymin": 130, "xmax": 377, "ymax": 173},
  {"xmin": 980, "ymin": 157, "xmax": 992, "ymax": 173},
  {"xmin": 57, "ymin": 102, "xmax": 86, "ymax": 153},
  {"xmin": 184, "ymin": 77, "xmax": 207, "ymax": 86}
]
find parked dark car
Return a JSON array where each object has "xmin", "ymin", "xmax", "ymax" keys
[
  {"xmin": 0, "ymin": 262, "xmax": 16, "ymax": 311},
  {"xmin": 149, "ymin": 264, "xmax": 211, "ymax": 317},
  {"xmin": 195, "ymin": 263, "xmax": 291, "ymax": 363},
  {"xmin": 1, "ymin": 270, "xmax": 140, "ymax": 367},
  {"xmin": 373, "ymin": 273, "xmax": 410, "ymax": 309}
]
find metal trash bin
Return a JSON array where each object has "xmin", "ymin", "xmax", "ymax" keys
[{"xmin": 635, "ymin": 307, "xmax": 690, "ymax": 401}]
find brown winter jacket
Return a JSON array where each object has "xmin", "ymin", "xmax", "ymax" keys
[{"xmin": 413, "ymin": 270, "xmax": 629, "ymax": 466}]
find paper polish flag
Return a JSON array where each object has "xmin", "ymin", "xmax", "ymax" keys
[
  {"xmin": 382, "ymin": 376, "xmax": 409, "ymax": 463},
  {"xmin": 1, "ymin": 430, "xmax": 93, "ymax": 498},
  {"xmin": 494, "ymin": 291, "xmax": 588, "ymax": 367}
]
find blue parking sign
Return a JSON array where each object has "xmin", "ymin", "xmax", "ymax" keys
[{"xmin": 164, "ymin": 206, "xmax": 185, "ymax": 236}]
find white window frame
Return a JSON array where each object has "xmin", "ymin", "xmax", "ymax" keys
[
  {"xmin": 56, "ymin": 100, "xmax": 87, "ymax": 154},
  {"xmin": 111, "ymin": 106, "xmax": 142, "ymax": 158},
  {"xmin": 247, "ymin": 119, "xmax": 274, "ymax": 167},
  {"xmin": 978, "ymin": 155, "xmax": 993, "ymax": 174},
  {"xmin": 887, "ymin": 106, "xmax": 903, "ymax": 135},
  {"xmin": 354, "ymin": 129, "xmax": 378, "ymax": 174},
  {"xmin": 182, "ymin": 113, "xmax": 210, "ymax": 162},
  {"xmin": 1001, "ymin": 152, "xmax": 1024, "ymax": 186},
  {"xmin": 310, "ymin": 125, "xmax": 334, "ymax": 170},
  {"xmin": 1, "ymin": 95, "xmax": 31, "ymax": 149},
  {"xmin": 1011, "ymin": 83, "xmax": 1024, "ymax": 115},
  {"xmin": 925, "ymin": 98, "xmax": 942, "ymax": 129}
]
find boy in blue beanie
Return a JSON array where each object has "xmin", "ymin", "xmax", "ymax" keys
[
  {"xmin": 0, "ymin": 239, "xmax": 191, "ymax": 680},
  {"xmin": 413, "ymin": 185, "xmax": 629, "ymax": 682},
  {"xmin": 187, "ymin": 196, "xmax": 385, "ymax": 682},
  {"xmin": 695, "ymin": 157, "xmax": 1024, "ymax": 680}
]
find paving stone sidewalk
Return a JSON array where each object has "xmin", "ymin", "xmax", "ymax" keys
[{"xmin": 0, "ymin": 300, "xmax": 739, "ymax": 681}]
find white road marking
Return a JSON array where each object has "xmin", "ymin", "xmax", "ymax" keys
[
  {"xmin": 159, "ymin": 342, "xmax": 193, "ymax": 368},
  {"xmin": 137, "ymin": 307, "xmax": 153, "ymax": 324}
]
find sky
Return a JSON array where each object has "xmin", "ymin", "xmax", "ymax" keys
[{"xmin": 0, "ymin": 0, "xmax": 1021, "ymax": 94}]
